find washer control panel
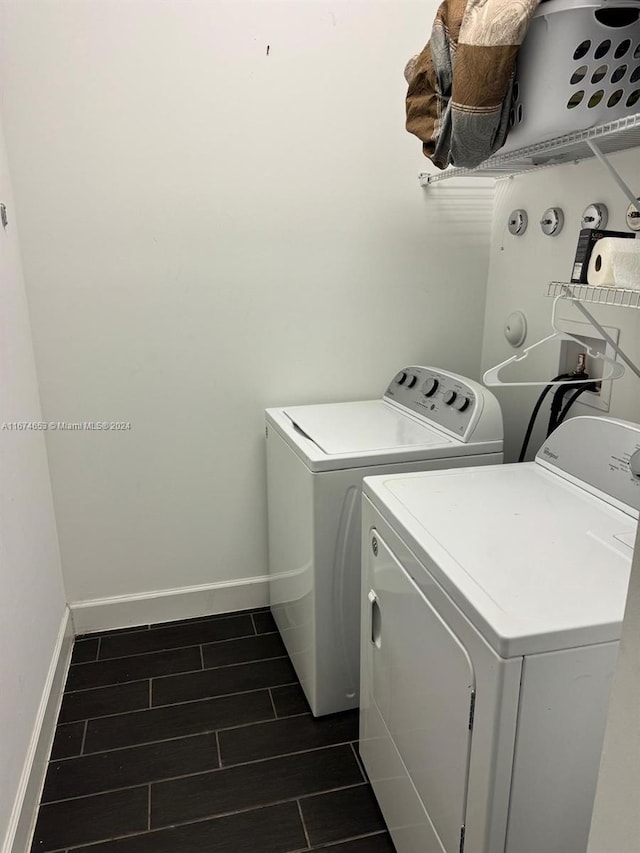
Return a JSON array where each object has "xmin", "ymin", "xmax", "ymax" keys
[{"xmin": 384, "ymin": 366, "xmax": 483, "ymax": 440}]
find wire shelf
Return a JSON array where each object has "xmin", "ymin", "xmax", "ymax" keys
[
  {"xmin": 547, "ymin": 281, "xmax": 640, "ymax": 308},
  {"xmin": 420, "ymin": 113, "xmax": 640, "ymax": 185}
]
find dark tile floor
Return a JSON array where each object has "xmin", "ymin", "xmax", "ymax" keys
[{"xmin": 31, "ymin": 608, "xmax": 396, "ymax": 852}]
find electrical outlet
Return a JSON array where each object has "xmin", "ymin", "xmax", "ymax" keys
[{"xmin": 557, "ymin": 319, "xmax": 620, "ymax": 413}]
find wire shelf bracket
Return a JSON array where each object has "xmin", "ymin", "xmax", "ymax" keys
[{"xmin": 586, "ymin": 139, "xmax": 638, "ymax": 210}]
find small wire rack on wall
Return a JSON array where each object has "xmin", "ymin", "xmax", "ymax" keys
[{"xmin": 547, "ymin": 281, "xmax": 640, "ymax": 307}]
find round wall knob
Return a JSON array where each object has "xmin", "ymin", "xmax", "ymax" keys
[
  {"xmin": 540, "ymin": 207, "xmax": 564, "ymax": 236},
  {"xmin": 508, "ymin": 209, "xmax": 528, "ymax": 236},
  {"xmin": 581, "ymin": 203, "xmax": 608, "ymax": 230},
  {"xmin": 626, "ymin": 199, "xmax": 640, "ymax": 232}
]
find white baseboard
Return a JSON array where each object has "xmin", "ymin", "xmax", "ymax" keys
[
  {"xmin": 70, "ymin": 575, "xmax": 270, "ymax": 635},
  {"xmin": 4, "ymin": 607, "xmax": 73, "ymax": 853}
]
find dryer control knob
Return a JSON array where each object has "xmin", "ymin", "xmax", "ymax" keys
[
  {"xmin": 454, "ymin": 395, "xmax": 470, "ymax": 412},
  {"xmin": 443, "ymin": 390, "xmax": 457, "ymax": 406},
  {"xmin": 406, "ymin": 375, "xmax": 418, "ymax": 388},
  {"xmin": 395, "ymin": 372, "xmax": 408, "ymax": 385},
  {"xmin": 423, "ymin": 378, "xmax": 439, "ymax": 397}
]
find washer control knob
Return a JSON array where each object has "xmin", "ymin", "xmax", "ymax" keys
[
  {"xmin": 454, "ymin": 395, "xmax": 470, "ymax": 412},
  {"xmin": 395, "ymin": 371, "xmax": 407, "ymax": 385},
  {"xmin": 443, "ymin": 390, "xmax": 457, "ymax": 406},
  {"xmin": 423, "ymin": 377, "xmax": 439, "ymax": 397},
  {"xmin": 406, "ymin": 375, "xmax": 418, "ymax": 388}
]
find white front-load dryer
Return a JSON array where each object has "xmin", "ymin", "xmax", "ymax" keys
[
  {"xmin": 360, "ymin": 416, "xmax": 639, "ymax": 853},
  {"xmin": 265, "ymin": 366, "xmax": 503, "ymax": 716}
]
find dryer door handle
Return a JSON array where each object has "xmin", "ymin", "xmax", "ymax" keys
[{"xmin": 368, "ymin": 590, "xmax": 382, "ymax": 648}]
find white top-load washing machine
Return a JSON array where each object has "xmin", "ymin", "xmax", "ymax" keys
[
  {"xmin": 265, "ymin": 366, "xmax": 503, "ymax": 717},
  {"xmin": 360, "ymin": 416, "xmax": 640, "ymax": 853}
]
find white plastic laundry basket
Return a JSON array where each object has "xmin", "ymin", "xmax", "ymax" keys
[{"xmin": 501, "ymin": 0, "xmax": 640, "ymax": 153}]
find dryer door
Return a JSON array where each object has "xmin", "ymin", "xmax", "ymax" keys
[{"xmin": 363, "ymin": 528, "xmax": 475, "ymax": 853}]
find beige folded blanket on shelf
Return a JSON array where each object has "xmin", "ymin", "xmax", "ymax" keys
[{"xmin": 405, "ymin": 0, "xmax": 541, "ymax": 169}]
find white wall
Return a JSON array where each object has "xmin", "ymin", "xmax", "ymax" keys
[
  {"xmin": 587, "ymin": 525, "xmax": 640, "ymax": 853},
  {"xmin": 0, "ymin": 117, "xmax": 68, "ymax": 851},
  {"xmin": 481, "ymin": 149, "xmax": 640, "ymax": 462},
  {"xmin": 0, "ymin": 0, "xmax": 492, "ymax": 615}
]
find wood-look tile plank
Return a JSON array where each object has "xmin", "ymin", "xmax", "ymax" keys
[
  {"xmin": 70, "ymin": 638, "xmax": 100, "ymax": 665},
  {"xmin": 270, "ymin": 684, "xmax": 310, "ymax": 718},
  {"xmin": 301, "ymin": 784, "xmax": 387, "ymax": 847},
  {"xmin": 84, "ymin": 689, "xmax": 274, "ymax": 753},
  {"xmin": 30, "ymin": 786, "xmax": 148, "ymax": 851},
  {"xmin": 98, "ymin": 614, "xmax": 254, "ymax": 660},
  {"xmin": 152, "ymin": 656, "xmax": 296, "ymax": 706},
  {"xmin": 219, "ymin": 709, "xmax": 359, "ymax": 766},
  {"xmin": 65, "ymin": 647, "xmax": 201, "ymax": 692},
  {"xmin": 70, "ymin": 801, "xmax": 305, "ymax": 853},
  {"xmin": 251, "ymin": 610, "xmax": 278, "ymax": 634},
  {"xmin": 42, "ymin": 732, "xmax": 220, "ymax": 802},
  {"xmin": 151, "ymin": 743, "xmax": 362, "ymax": 829},
  {"xmin": 201, "ymin": 633, "xmax": 286, "ymax": 669},
  {"xmin": 58, "ymin": 681, "xmax": 150, "ymax": 724},
  {"xmin": 49, "ymin": 722, "xmax": 85, "ymax": 760}
]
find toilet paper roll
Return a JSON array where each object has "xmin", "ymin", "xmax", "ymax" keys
[{"xmin": 587, "ymin": 237, "xmax": 640, "ymax": 288}]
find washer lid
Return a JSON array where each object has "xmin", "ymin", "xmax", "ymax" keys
[
  {"xmin": 283, "ymin": 400, "xmax": 453, "ymax": 455},
  {"xmin": 364, "ymin": 464, "xmax": 637, "ymax": 657}
]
